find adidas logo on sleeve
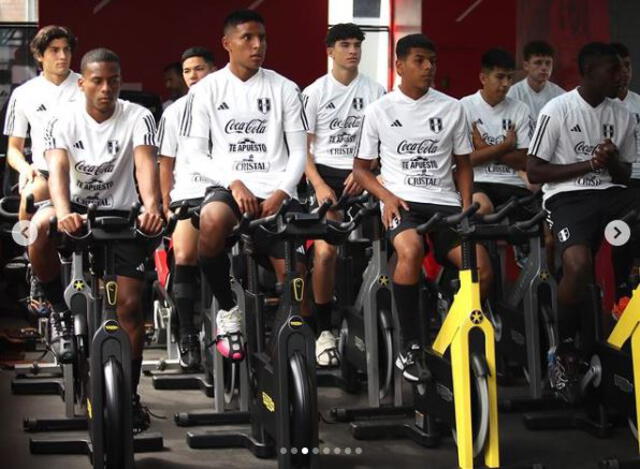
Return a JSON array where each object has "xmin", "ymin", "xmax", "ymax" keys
[
  {"xmin": 391, "ymin": 119, "xmax": 402, "ymax": 127},
  {"xmin": 570, "ymin": 124, "xmax": 582, "ymax": 132},
  {"xmin": 217, "ymin": 102, "xmax": 229, "ymax": 110}
]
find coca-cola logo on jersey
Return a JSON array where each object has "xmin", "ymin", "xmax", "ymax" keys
[
  {"xmin": 397, "ymin": 139, "xmax": 439, "ymax": 155},
  {"xmin": 329, "ymin": 115, "xmax": 362, "ymax": 130},
  {"xmin": 224, "ymin": 119, "xmax": 267, "ymax": 135},
  {"xmin": 74, "ymin": 160, "xmax": 116, "ymax": 176},
  {"xmin": 574, "ymin": 141, "xmax": 598, "ymax": 157}
]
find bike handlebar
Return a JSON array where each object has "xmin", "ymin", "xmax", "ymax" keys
[{"xmin": 416, "ymin": 203, "xmax": 480, "ymax": 235}]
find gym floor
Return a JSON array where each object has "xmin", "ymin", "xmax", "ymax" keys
[{"xmin": 1, "ymin": 323, "xmax": 639, "ymax": 469}]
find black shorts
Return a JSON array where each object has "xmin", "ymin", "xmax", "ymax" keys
[
  {"xmin": 40, "ymin": 201, "xmax": 157, "ymax": 280},
  {"xmin": 474, "ymin": 182, "xmax": 537, "ymax": 221},
  {"xmin": 315, "ymin": 164, "xmax": 351, "ymax": 200},
  {"xmin": 201, "ymin": 186, "xmax": 305, "ymax": 260},
  {"xmin": 170, "ymin": 197, "xmax": 204, "ymax": 229},
  {"xmin": 545, "ymin": 187, "xmax": 640, "ymax": 256},
  {"xmin": 627, "ymin": 179, "xmax": 640, "ymax": 189},
  {"xmin": 386, "ymin": 202, "xmax": 460, "ymax": 265}
]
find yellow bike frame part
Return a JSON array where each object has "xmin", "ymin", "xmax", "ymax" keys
[
  {"xmin": 432, "ymin": 269, "xmax": 500, "ymax": 469},
  {"xmin": 607, "ymin": 285, "xmax": 640, "ymax": 454}
]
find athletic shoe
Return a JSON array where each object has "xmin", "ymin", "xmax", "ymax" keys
[
  {"xmin": 395, "ymin": 343, "xmax": 431, "ymax": 383},
  {"xmin": 215, "ymin": 306, "xmax": 245, "ymax": 361},
  {"xmin": 547, "ymin": 340, "xmax": 586, "ymax": 405},
  {"xmin": 178, "ymin": 333, "xmax": 202, "ymax": 371},
  {"xmin": 132, "ymin": 394, "xmax": 151, "ymax": 434},
  {"xmin": 316, "ymin": 330, "xmax": 339, "ymax": 367},
  {"xmin": 28, "ymin": 276, "xmax": 52, "ymax": 317},
  {"xmin": 49, "ymin": 310, "xmax": 74, "ymax": 363}
]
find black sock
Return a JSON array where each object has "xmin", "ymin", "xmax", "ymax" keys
[
  {"xmin": 313, "ymin": 301, "xmax": 333, "ymax": 334},
  {"xmin": 173, "ymin": 264, "xmax": 199, "ymax": 335},
  {"xmin": 40, "ymin": 276, "xmax": 68, "ymax": 313},
  {"xmin": 131, "ymin": 357, "xmax": 143, "ymax": 396},
  {"xmin": 393, "ymin": 282, "xmax": 421, "ymax": 349},
  {"xmin": 558, "ymin": 303, "xmax": 580, "ymax": 343},
  {"xmin": 199, "ymin": 253, "xmax": 235, "ymax": 311}
]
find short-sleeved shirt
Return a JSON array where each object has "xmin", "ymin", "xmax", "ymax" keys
[
  {"xmin": 507, "ymin": 79, "xmax": 565, "ymax": 120},
  {"xmin": 3, "ymin": 71, "xmax": 82, "ymax": 170},
  {"xmin": 302, "ymin": 73, "xmax": 385, "ymax": 170},
  {"xmin": 181, "ymin": 65, "xmax": 308, "ymax": 199},
  {"xmin": 529, "ymin": 88, "xmax": 637, "ymax": 203},
  {"xmin": 157, "ymin": 96, "xmax": 217, "ymax": 201},
  {"xmin": 44, "ymin": 99, "xmax": 157, "ymax": 210},
  {"xmin": 460, "ymin": 91, "xmax": 532, "ymax": 188},
  {"xmin": 619, "ymin": 89, "xmax": 640, "ymax": 180},
  {"xmin": 357, "ymin": 88, "xmax": 472, "ymax": 206}
]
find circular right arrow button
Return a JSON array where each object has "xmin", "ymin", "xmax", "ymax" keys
[{"xmin": 605, "ymin": 219, "xmax": 631, "ymax": 246}]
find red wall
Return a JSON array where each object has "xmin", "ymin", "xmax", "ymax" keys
[
  {"xmin": 422, "ymin": 0, "xmax": 517, "ymax": 99},
  {"xmin": 39, "ymin": 0, "xmax": 328, "ymax": 100}
]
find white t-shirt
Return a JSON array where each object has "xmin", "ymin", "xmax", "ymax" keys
[
  {"xmin": 182, "ymin": 65, "xmax": 308, "ymax": 199},
  {"xmin": 507, "ymin": 79, "xmax": 565, "ymax": 120},
  {"xmin": 529, "ymin": 88, "xmax": 637, "ymax": 203},
  {"xmin": 4, "ymin": 71, "xmax": 83, "ymax": 170},
  {"xmin": 460, "ymin": 91, "xmax": 532, "ymax": 188},
  {"xmin": 357, "ymin": 88, "xmax": 472, "ymax": 206},
  {"xmin": 303, "ymin": 73, "xmax": 385, "ymax": 170},
  {"xmin": 45, "ymin": 99, "xmax": 157, "ymax": 211},
  {"xmin": 619, "ymin": 90, "xmax": 640, "ymax": 180},
  {"xmin": 158, "ymin": 96, "xmax": 217, "ymax": 201}
]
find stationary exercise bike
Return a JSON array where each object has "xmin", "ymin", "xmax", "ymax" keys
[
  {"xmin": 184, "ymin": 201, "xmax": 362, "ymax": 468},
  {"xmin": 521, "ymin": 209, "xmax": 640, "ymax": 468},
  {"xmin": 330, "ymin": 196, "xmax": 411, "ymax": 420},
  {"xmin": 477, "ymin": 194, "xmax": 559, "ymax": 409},
  {"xmin": 28, "ymin": 203, "xmax": 170, "ymax": 468},
  {"xmin": 349, "ymin": 204, "xmax": 543, "ymax": 469}
]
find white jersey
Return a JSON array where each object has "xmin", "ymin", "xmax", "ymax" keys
[
  {"xmin": 45, "ymin": 99, "xmax": 157, "ymax": 211},
  {"xmin": 182, "ymin": 65, "xmax": 308, "ymax": 199},
  {"xmin": 157, "ymin": 96, "xmax": 217, "ymax": 201},
  {"xmin": 303, "ymin": 73, "xmax": 385, "ymax": 170},
  {"xmin": 619, "ymin": 90, "xmax": 640, "ymax": 180},
  {"xmin": 529, "ymin": 88, "xmax": 637, "ymax": 203},
  {"xmin": 507, "ymin": 79, "xmax": 565, "ymax": 120},
  {"xmin": 357, "ymin": 88, "xmax": 472, "ymax": 206},
  {"xmin": 460, "ymin": 91, "xmax": 532, "ymax": 188},
  {"xmin": 4, "ymin": 71, "xmax": 83, "ymax": 170}
]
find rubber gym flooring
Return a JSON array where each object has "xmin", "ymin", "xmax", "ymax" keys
[{"xmin": 1, "ymin": 319, "xmax": 639, "ymax": 469}]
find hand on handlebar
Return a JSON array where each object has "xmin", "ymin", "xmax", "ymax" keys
[
  {"xmin": 19, "ymin": 165, "xmax": 39, "ymax": 192},
  {"xmin": 138, "ymin": 211, "xmax": 164, "ymax": 235},
  {"xmin": 314, "ymin": 182, "xmax": 337, "ymax": 207},
  {"xmin": 58, "ymin": 213, "xmax": 85, "ymax": 234}
]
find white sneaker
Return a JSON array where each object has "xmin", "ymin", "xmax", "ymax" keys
[
  {"xmin": 316, "ymin": 330, "xmax": 339, "ymax": 367},
  {"xmin": 215, "ymin": 305, "xmax": 245, "ymax": 361}
]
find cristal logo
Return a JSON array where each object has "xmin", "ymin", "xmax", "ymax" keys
[
  {"xmin": 397, "ymin": 139, "xmax": 439, "ymax": 155},
  {"xmin": 224, "ymin": 119, "xmax": 267, "ymax": 135},
  {"xmin": 576, "ymin": 175, "xmax": 602, "ymax": 187},
  {"xmin": 75, "ymin": 160, "xmax": 115, "ymax": 176},
  {"xmin": 329, "ymin": 115, "xmax": 361, "ymax": 130},
  {"xmin": 574, "ymin": 141, "xmax": 598, "ymax": 156},
  {"xmin": 405, "ymin": 175, "xmax": 439, "ymax": 187},
  {"xmin": 233, "ymin": 156, "xmax": 270, "ymax": 172},
  {"xmin": 486, "ymin": 163, "xmax": 515, "ymax": 175}
]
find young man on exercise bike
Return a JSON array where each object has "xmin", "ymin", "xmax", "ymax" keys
[
  {"xmin": 29, "ymin": 48, "xmax": 164, "ymax": 432},
  {"xmin": 527, "ymin": 42, "xmax": 640, "ymax": 404},
  {"xmin": 181, "ymin": 10, "xmax": 308, "ymax": 361},
  {"xmin": 302, "ymin": 23, "xmax": 385, "ymax": 367},
  {"xmin": 353, "ymin": 34, "xmax": 493, "ymax": 383},
  {"xmin": 3, "ymin": 25, "xmax": 82, "ymax": 317},
  {"xmin": 460, "ymin": 48, "xmax": 534, "ymax": 216},
  {"xmin": 158, "ymin": 46, "xmax": 217, "ymax": 370}
]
